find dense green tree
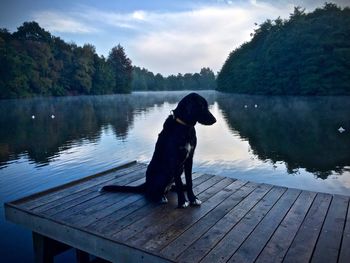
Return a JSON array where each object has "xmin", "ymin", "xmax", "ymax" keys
[
  {"xmin": 91, "ymin": 55, "xmax": 115, "ymax": 95},
  {"xmin": 0, "ymin": 30, "xmax": 32, "ymax": 98},
  {"xmin": 71, "ymin": 44, "xmax": 95, "ymax": 94},
  {"xmin": 199, "ymin": 67, "xmax": 216, "ymax": 90},
  {"xmin": 0, "ymin": 22, "xmax": 134, "ymax": 98},
  {"xmin": 154, "ymin": 73, "xmax": 164, "ymax": 91},
  {"xmin": 217, "ymin": 3, "xmax": 350, "ymax": 95},
  {"xmin": 131, "ymin": 66, "xmax": 148, "ymax": 91},
  {"xmin": 13, "ymin": 21, "xmax": 52, "ymax": 42},
  {"xmin": 107, "ymin": 44, "xmax": 133, "ymax": 93}
]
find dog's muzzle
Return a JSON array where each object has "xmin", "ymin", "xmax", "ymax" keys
[{"xmin": 198, "ymin": 110, "xmax": 216, "ymax": 125}]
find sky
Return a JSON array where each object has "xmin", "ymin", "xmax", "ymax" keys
[{"xmin": 0, "ymin": 0, "xmax": 349, "ymax": 76}]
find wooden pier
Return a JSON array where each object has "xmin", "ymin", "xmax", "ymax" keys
[{"xmin": 4, "ymin": 161, "xmax": 350, "ymax": 263}]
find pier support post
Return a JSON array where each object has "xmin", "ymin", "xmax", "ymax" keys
[
  {"xmin": 32, "ymin": 232, "xmax": 71, "ymax": 263},
  {"xmin": 76, "ymin": 249, "xmax": 90, "ymax": 263},
  {"xmin": 32, "ymin": 232, "xmax": 54, "ymax": 263}
]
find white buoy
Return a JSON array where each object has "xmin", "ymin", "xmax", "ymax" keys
[
  {"xmin": 338, "ymin": 127, "xmax": 345, "ymax": 133},
  {"xmin": 31, "ymin": 115, "xmax": 35, "ymax": 119},
  {"xmin": 254, "ymin": 104, "xmax": 258, "ymax": 108},
  {"xmin": 51, "ymin": 115, "xmax": 55, "ymax": 119},
  {"xmin": 244, "ymin": 105, "xmax": 248, "ymax": 108}
]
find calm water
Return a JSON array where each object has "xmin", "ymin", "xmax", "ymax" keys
[{"xmin": 1, "ymin": 91, "xmax": 349, "ymax": 262}]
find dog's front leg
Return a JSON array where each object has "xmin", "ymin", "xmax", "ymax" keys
[
  {"xmin": 184, "ymin": 158, "xmax": 202, "ymax": 206},
  {"xmin": 174, "ymin": 171, "xmax": 189, "ymax": 208}
]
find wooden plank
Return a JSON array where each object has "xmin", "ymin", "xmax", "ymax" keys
[
  {"xmin": 339, "ymin": 199, "xmax": 350, "ymax": 263},
  {"xmin": 160, "ymin": 183, "xmax": 272, "ymax": 260},
  {"xmin": 5, "ymin": 204, "xmax": 172, "ymax": 263},
  {"xmin": 51, "ymin": 175, "xmax": 146, "ymax": 222},
  {"xmin": 190, "ymin": 175, "xmax": 227, "ymax": 198},
  {"xmin": 86, "ymin": 173, "xmax": 208, "ymax": 233},
  {"xmin": 227, "ymin": 188, "xmax": 301, "ymax": 263},
  {"xmin": 255, "ymin": 190, "xmax": 317, "ymax": 263},
  {"xmin": 5, "ymin": 161, "xmax": 140, "ymax": 204},
  {"xmin": 40, "ymin": 171, "xmax": 145, "ymax": 218},
  {"xmin": 128, "ymin": 178, "xmax": 238, "ymax": 248},
  {"xmin": 64, "ymin": 173, "xmax": 204, "ymax": 228},
  {"xmin": 13, "ymin": 161, "xmax": 139, "ymax": 207},
  {"xmin": 68, "ymin": 177, "xmax": 147, "ymax": 228},
  {"xmin": 311, "ymin": 194, "xmax": 349, "ymax": 263},
  {"xmin": 198, "ymin": 186, "xmax": 286, "ymax": 263},
  {"xmin": 69, "ymin": 194, "xmax": 145, "ymax": 228},
  {"xmin": 111, "ymin": 175, "xmax": 228, "ymax": 243},
  {"xmin": 54, "ymin": 192, "xmax": 134, "ymax": 223},
  {"xmin": 184, "ymin": 172, "xmax": 213, "ymax": 185},
  {"xmin": 33, "ymin": 168, "xmax": 146, "ymax": 214},
  {"xmin": 283, "ymin": 193, "xmax": 332, "ymax": 263},
  {"xmin": 87, "ymin": 197, "xmax": 149, "ymax": 232},
  {"xmin": 143, "ymin": 180, "xmax": 253, "ymax": 252},
  {"xmin": 94, "ymin": 174, "xmax": 213, "ymax": 237},
  {"xmin": 16, "ymin": 161, "xmax": 142, "ymax": 209}
]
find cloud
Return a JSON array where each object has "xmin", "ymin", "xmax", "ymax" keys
[
  {"xmin": 32, "ymin": 3, "xmax": 291, "ymax": 75},
  {"xmin": 33, "ymin": 11, "xmax": 98, "ymax": 33},
  {"xmin": 77, "ymin": 9, "xmax": 149, "ymax": 30},
  {"xmin": 124, "ymin": 3, "xmax": 290, "ymax": 75},
  {"xmin": 30, "ymin": 0, "xmax": 349, "ymax": 75}
]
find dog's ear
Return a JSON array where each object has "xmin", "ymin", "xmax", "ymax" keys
[{"xmin": 173, "ymin": 94, "xmax": 197, "ymax": 126}]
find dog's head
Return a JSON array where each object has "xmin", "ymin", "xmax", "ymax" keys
[{"xmin": 173, "ymin": 93, "xmax": 216, "ymax": 126}]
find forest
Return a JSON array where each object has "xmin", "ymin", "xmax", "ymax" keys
[
  {"xmin": 0, "ymin": 22, "xmax": 133, "ymax": 99},
  {"xmin": 131, "ymin": 66, "xmax": 216, "ymax": 91},
  {"xmin": 217, "ymin": 3, "xmax": 350, "ymax": 95},
  {"xmin": 0, "ymin": 22, "xmax": 216, "ymax": 99}
]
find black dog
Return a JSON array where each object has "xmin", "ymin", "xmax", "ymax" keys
[{"xmin": 101, "ymin": 93, "xmax": 216, "ymax": 208}]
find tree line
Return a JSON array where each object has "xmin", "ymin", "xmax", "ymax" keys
[
  {"xmin": 0, "ymin": 22, "xmax": 216, "ymax": 99},
  {"xmin": 0, "ymin": 22, "xmax": 133, "ymax": 99},
  {"xmin": 217, "ymin": 3, "xmax": 350, "ymax": 95},
  {"xmin": 131, "ymin": 66, "xmax": 216, "ymax": 91}
]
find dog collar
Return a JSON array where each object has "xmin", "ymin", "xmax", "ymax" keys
[
  {"xmin": 171, "ymin": 111, "xmax": 192, "ymax": 127},
  {"xmin": 175, "ymin": 117, "xmax": 189, "ymax": 126}
]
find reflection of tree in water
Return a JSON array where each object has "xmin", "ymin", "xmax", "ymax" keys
[
  {"xmin": 216, "ymin": 94, "xmax": 350, "ymax": 178},
  {"xmin": 0, "ymin": 91, "xmax": 215, "ymax": 167}
]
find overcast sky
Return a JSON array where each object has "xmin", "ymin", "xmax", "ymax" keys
[{"xmin": 0, "ymin": 0, "xmax": 348, "ymax": 75}]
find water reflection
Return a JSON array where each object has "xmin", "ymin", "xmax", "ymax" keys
[
  {"xmin": 0, "ymin": 92, "xmax": 215, "ymax": 167},
  {"xmin": 0, "ymin": 92, "xmax": 349, "ymax": 180},
  {"xmin": 216, "ymin": 94, "xmax": 350, "ymax": 178}
]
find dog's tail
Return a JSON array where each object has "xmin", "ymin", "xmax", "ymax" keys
[{"xmin": 99, "ymin": 183, "xmax": 146, "ymax": 193}]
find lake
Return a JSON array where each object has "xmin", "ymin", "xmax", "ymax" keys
[{"xmin": 0, "ymin": 90, "xmax": 349, "ymax": 262}]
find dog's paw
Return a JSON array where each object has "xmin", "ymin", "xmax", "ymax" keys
[
  {"xmin": 190, "ymin": 198, "xmax": 202, "ymax": 206},
  {"xmin": 178, "ymin": 201, "xmax": 189, "ymax": 208},
  {"xmin": 159, "ymin": 196, "xmax": 168, "ymax": 204}
]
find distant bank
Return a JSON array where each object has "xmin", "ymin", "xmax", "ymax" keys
[
  {"xmin": 217, "ymin": 3, "xmax": 350, "ymax": 96},
  {"xmin": 0, "ymin": 22, "xmax": 216, "ymax": 99},
  {"xmin": 1, "ymin": 3, "xmax": 349, "ymax": 99}
]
